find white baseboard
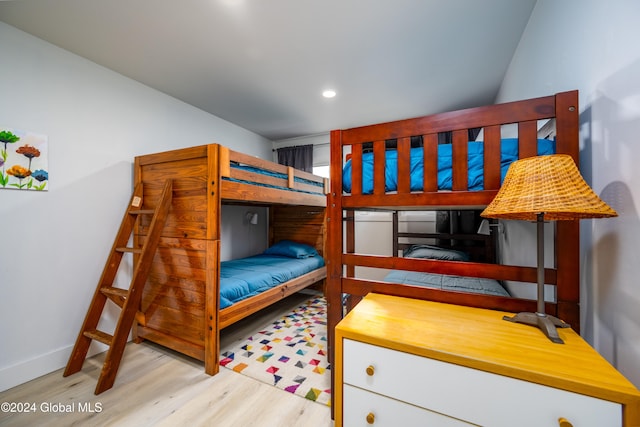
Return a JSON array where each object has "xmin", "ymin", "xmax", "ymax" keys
[{"xmin": 0, "ymin": 343, "xmax": 107, "ymax": 393}]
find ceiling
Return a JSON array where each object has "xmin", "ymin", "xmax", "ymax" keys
[{"xmin": 0, "ymin": 0, "xmax": 537, "ymax": 141}]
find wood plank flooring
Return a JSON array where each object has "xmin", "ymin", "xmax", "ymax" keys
[{"xmin": 0, "ymin": 292, "xmax": 333, "ymax": 427}]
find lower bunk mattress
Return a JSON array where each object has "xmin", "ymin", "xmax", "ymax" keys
[
  {"xmin": 382, "ymin": 244, "xmax": 510, "ymax": 297},
  {"xmin": 220, "ymin": 241, "xmax": 325, "ymax": 309},
  {"xmin": 383, "ymin": 270, "xmax": 509, "ymax": 297}
]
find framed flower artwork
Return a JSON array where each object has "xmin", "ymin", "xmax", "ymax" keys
[{"xmin": 0, "ymin": 127, "xmax": 48, "ymax": 191}]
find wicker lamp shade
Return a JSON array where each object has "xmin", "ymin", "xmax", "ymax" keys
[
  {"xmin": 481, "ymin": 154, "xmax": 617, "ymax": 221},
  {"xmin": 481, "ymin": 153, "xmax": 616, "ymax": 343}
]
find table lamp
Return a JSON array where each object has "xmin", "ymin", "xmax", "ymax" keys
[{"xmin": 481, "ymin": 154, "xmax": 617, "ymax": 344}]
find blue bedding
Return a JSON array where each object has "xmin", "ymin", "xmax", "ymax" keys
[
  {"xmin": 342, "ymin": 138, "xmax": 555, "ymax": 194},
  {"xmin": 225, "ymin": 164, "xmax": 325, "ymax": 196},
  {"xmin": 384, "ymin": 270, "xmax": 510, "ymax": 297},
  {"xmin": 219, "ymin": 254, "xmax": 325, "ymax": 309}
]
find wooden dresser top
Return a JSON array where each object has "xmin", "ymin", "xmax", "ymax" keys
[{"xmin": 336, "ymin": 293, "xmax": 640, "ymax": 412}]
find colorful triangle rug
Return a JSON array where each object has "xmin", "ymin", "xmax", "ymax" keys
[{"xmin": 220, "ymin": 296, "xmax": 331, "ymax": 406}]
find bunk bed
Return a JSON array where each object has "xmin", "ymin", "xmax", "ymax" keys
[
  {"xmin": 326, "ymin": 90, "xmax": 581, "ymax": 359},
  {"xmin": 132, "ymin": 143, "xmax": 328, "ymax": 376}
]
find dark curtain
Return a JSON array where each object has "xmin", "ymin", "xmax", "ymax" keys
[{"xmin": 277, "ymin": 144, "xmax": 313, "ymax": 173}]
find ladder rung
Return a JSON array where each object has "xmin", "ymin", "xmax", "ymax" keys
[
  {"xmin": 129, "ymin": 209, "xmax": 155, "ymax": 215},
  {"xmin": 101, "ymin": 287, "xmax": 128, "ymax": 298},
  {"xmin": 115, "ymin": 247, "xmax": 143, "ymax": 254},
  {"xmin": 101, "ymin": 287, "xmax": 128, "ymax": 307},
  {"xmin": 83, "ymin": 329, "xmax": 113, "ymax": 346}
]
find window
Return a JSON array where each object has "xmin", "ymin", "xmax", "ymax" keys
[{"xmin": 313, "ymin": 165, "xmax": 330, "ymax": 178}]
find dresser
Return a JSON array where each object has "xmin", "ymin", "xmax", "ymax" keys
[{"xmin": 334, "ymin": 293, "xmax": 640, "ymax": 427}]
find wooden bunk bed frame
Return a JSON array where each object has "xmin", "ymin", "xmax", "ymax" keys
[
  {"xmin": 132, "ymin": 143, "xmax": 328, "ymax": 376},
  {"xmin": 326, "ymin": 90, "xmax": 581, "ymax": 359}
]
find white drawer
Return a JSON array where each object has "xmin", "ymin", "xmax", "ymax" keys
[
  {"xmin": 343, "ymin": 339, "xmax": 622, "ymax": 427},
  {"xmin": 343, "ymin": 384, "xmax": 474, "ymax": 426}
]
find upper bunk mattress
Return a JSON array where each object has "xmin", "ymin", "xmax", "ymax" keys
[
  {"xmin": 342, "ymin": 138, "xmax": 555, "ymax": 194},
  {"xmin": 225, "ymin": 164, "xmax": 326, "ymax": 196}
]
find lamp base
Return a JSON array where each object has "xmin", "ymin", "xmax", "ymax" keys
[{"xmin": 502, "ymin": 312, "xmax": 570, "ymax": 344}]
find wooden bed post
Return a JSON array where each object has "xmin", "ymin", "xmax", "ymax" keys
[
  {"xmin": 554, "ymin": 90, "xmax": 581, "ymax": 331},
  {"xmin": 327, "ymin": 130, "xmax": 344, "ymax": 364},
  {"xmin": 204, "ymin": 144, "xmax": 222, "ymax": 375},
  {"xmin": 327, "ymin": 129, "xmax": 345, "ymax": 418}
]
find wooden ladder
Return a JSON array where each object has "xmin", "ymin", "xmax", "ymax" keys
[{"xmin": 63, "ymin": 180, "xmax": 173, "ymax": 394}]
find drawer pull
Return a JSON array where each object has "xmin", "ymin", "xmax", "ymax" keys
[
  {"xmin": 366, "ymin": 365, "xmax": 375, "ymax": 376},
  {"xmin": 558, "ymin": 418, "xmax": 573, "ymax": 427},
  {"xmin": 366, "ymin": 412, "xmax": 375, "ymax": 424}
]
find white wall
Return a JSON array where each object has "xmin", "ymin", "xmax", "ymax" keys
[
  {"xmin": 497, "ymin": 0, "xmax": 640, "ymax": 387},
  {"xmin": 0, "ymin": 22, "xmax": 272, "ymax": 392}
]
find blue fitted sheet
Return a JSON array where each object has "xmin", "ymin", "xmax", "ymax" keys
[
  {"xmin": 342, "ymin": 138, "xmax": 555, "ymax": 194},
  {"xmin": 219, "ymin": 254, "xmax": 325, "ymax": 309},
  {"xmin": 384, "ymin": 270, "xmax": 510, "ymax": 297}
]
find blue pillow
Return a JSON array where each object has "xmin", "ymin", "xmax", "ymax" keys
[
  {"xmin": 264, "ymin": 240, "xmax": 319, "ymax": 259},
  {"xmin": 403, "ymin": 245, "xmax": 469, "ymax": 261}
]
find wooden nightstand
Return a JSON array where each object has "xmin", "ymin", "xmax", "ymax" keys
[{"xmin": 334, "ymin": 293, "xmax": 640, "ymax": 427}]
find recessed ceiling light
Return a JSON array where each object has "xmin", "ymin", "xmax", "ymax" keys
[{"xmin": 322, "ymin": 90, "xmax": 337, "ymax": 98}]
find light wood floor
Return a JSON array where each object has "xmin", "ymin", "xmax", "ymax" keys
[{"xmin": 0, "ymin": 292, "xmax": 333, "ymax": 427}]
